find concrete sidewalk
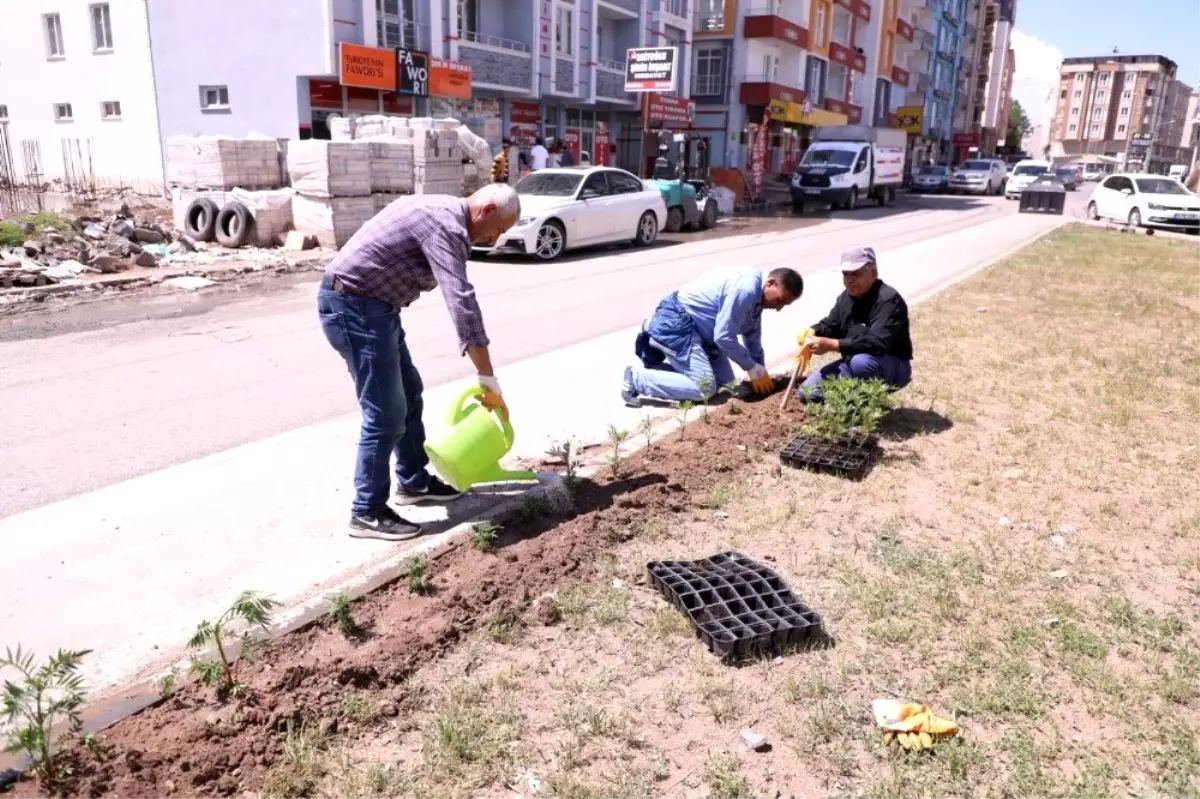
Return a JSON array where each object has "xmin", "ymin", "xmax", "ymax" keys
[{"xmin": 0, "ymin": 210, "xmax": 1067, "ymax": 698}]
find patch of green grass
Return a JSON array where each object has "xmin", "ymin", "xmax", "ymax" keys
[
  {"xmin": 955, "ymin": 659, "xmax": 1048, "ymax": 718},
  {"xmin": 1056, "ymin": 621, "xmax": 1107, "ymax": 659},
  {"xmin": 266, "ymin": 723, "xmax": 328, "ymax": 798},
  {"xmin": 1151, "ymin": 721, "xmax": 1200, "ymax": 797},
  {"xmin": 339, "ymin": 691, "xmax": 378, "ymax": 723},
  {"xmin": 0, "ymin": 222, "xmax": 24, "ymax": 248},
  {"xmin": 1001, "ymin": 729, "xmax": 1057, "ymax": 798},
  {"xmin": 703, "ymin": 483, "xmax": 734, "ymax": 509},
  {"xmin": 593, "ymin": 587, "xmax": 629, "ymax": 626},
  {"xmin": 556, "ymin": 586, "xmax": 591, "ymax": 623},
  {"xmin": 423, "ymin": 683, "xmax": 520, "ymax": 782},
  {"xmin": 699, "ymin": 677, "xmax": 738, "ymax": 723},
  {"xmin": 484, "ymin": 609, "xmax": 524, "ymax": 644},
  {"xmin": 648, "ymin": 608, "xmax": 692, "ymax": 638},
  {"xmin": 1066, "ymin": 760, "xmax": 1115, "ymax": 799},
  {"xmin": 705, "ymin": 752, "xmax": 751, "ymax": 799},
  {"xmin": 867, "ymin": 618, "xmax": 918, "ymax": 645},
  {"xmin": 405, "ymin": 554, "xmax": 431, "ymax": 595}
]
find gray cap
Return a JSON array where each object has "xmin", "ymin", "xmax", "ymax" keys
[{"xmin": 839, "ymin": 245, "xmax": 877, "ymax": 272}]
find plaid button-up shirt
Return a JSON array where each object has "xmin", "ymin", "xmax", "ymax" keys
[{"xmin": 326, "ymin": 195, "xmax": 488, "ymax": 353}]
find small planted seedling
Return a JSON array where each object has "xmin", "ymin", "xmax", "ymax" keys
[
  {"xmin": 187, "ymin": 590, "xmax": 279, "ymax": 698},
  {"xmin": 406, "ymin": 554, "xmax": 431, "ymax": 595},
  {"xmin": 329, "ymin": 592, "xmax": 359, "ymax": 638},
  {"xmin": 678, "ymin": 401, "xmax": 695, "ymax": 440},
  {"xmin": 472, "ymin": 520, "xmax": 500, "ymax": 552},
  {"xmin": 158, "ymin": 668, "xmax": 180, "ymax": 699},
  {"xmin": 801, "ymin": 377, "xmax": 894, "ymax": 440},
  {"xmin": 606, "ymin": 425, "xmax": 630, "ymax": 479},
  {"xmin": 0, "ymin": 646, "xmax": 91, "ymax": 789},
  {"xmin": 698, "ymin": 377, "xmax": 715, "ymax": 423},
  {"xmin": 545, "ymin": 440, "xmax": 580, "ymax": 489},
  {"xmin": 639, "ymin": 415, "xmax": 656, "ymax": 451},
  {"xmin": 516, "ymin": 494, "xmax": 550, "ymax": 524},
  {"xmin": 720, "ymin": 380, "xmax": 743, "ymax": 415}
]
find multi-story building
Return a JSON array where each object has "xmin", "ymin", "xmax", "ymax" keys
[
  {"xmin": 1181, "ymin": 88, "xmax": 1199, "ymax": 170},
  {"xmin": 0, "ymin": 0, "xmax": 690, "ymax": 193},
  {"xmin": 976, "ymin": 0, "xmax": 1014, "ymax": 153},
  {"xmin": 1049, "ymin": 54, "xmax": 1194, "ymax": 174}
]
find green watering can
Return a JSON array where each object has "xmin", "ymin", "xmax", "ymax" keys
[{"xmin": 424, "ymin": 385, "xmax": 538, "ymax": 492}]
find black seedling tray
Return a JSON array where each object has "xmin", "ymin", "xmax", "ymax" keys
[
  {"xmin": 647, "ymin": 551, "xmax": 823, "ymax": 660},
  {"xmin": 779, "ymin": 433, "xmax": 879, "ymax": 479}
]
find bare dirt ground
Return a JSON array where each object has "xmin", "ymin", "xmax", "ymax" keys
[{"xmin": 5, "ymin": 224, "xmax": 1198, "ymax": 798}]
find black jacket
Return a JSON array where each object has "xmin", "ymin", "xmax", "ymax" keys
[{"xmin": 812, "ymin": 280, "xmax": 913, "ymax": 360}]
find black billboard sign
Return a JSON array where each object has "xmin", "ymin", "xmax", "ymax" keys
[{"xmin": 397, "ymin": 48, "xmax": 430, "ymax": 96}]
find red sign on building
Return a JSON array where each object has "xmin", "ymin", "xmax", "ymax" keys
[
  {"xmin": 646, "ymin": 94, "xmax": 695, "ymax": 127},
  {"xmin": 953, "ymin": 132, "xmax": 980, "ymax": 147},
  {"xmin": 751, "ymin": 106, "xmax": 775, "ymax": 198},
  {"xmin": 510, "ymin": 101, "xmax": 540, "ymax": 124},
  {"xmin": 595, "ymin": 121, "xmax": 611, "ymax": 166}
]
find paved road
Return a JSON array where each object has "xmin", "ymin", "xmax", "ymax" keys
[{"xmin": 0, "ymin": 191, "xmax": 1077, "ymax": 518}]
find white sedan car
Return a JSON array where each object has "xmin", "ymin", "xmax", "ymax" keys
[
  {"xmin": 1086, "ymin": 173, "xmax": 1200, "ymax": 233},
  {"xmin": 481, "ymin": 167, "xmax": 667, "ymax": 261}
]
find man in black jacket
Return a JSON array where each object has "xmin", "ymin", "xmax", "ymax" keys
[{"xmin": 799, "ymin": 246, "xmax": 913, "ymax": 401}]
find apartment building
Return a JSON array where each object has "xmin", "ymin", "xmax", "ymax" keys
[
  {"xmin": 1, "ymin": 0, "xmax": 690, "ymax": 194},
  {"xmin": 689, "ymin": 0, "xmax": 926, "ymax": 172},
  {"xmin": 1049, "ymin": 54, "xmax": 1194, "ymax": 174}
]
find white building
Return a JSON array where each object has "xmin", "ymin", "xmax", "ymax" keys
[{"xmin": 0, "ymin": 0, "xmax": 690, "ymax": 197}]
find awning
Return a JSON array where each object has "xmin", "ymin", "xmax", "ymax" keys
[
  {"xmin": 766, "ymin": 98, "xmax": 848, "ymax": 127},
  {"xmin": 1063, "ymin": 154, "xmax": 1119, "ymax": 165}
]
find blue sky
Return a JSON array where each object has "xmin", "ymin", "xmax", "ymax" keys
[{"xmin": 1010, "ymin": 0, "xmax": 1200, "ymax": 128}]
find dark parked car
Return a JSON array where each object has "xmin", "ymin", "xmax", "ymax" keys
[
  {"xmin": 911, "ymin": 165, "xmax": 950, "ymax": 192},
  {"xmin": 1055, "ymin": 167, "xmax": 1080, "ymax": 191}
]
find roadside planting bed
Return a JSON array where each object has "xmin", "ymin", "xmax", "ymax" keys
[{"xmin": 4, "ymin": 389, "xmax": 800, "ymax": 798}]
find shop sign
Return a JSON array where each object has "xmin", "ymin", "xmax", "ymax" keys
[
  {"xmin": 625, "ymin": 46, "xmax": 678, "ymax": 92},
  {"xmin": 475, "ymin": 98, "xmax": 500, "ymax": 117},
  {"xmin": 397, "ymin": 49, "xmax": 430, "ymax": 96},
  {"xmin": 511, "ymin": 101, "xmax": 540, "ymax": 124},
  {"xmin": 896, "ymin": 105, "xmax": 923, "ymax": 134},
  {"xmin": 595, "ymin": 121, "xmax": 611, "ymax": 166},
  {"xmin": 752, "ymin": 107, "xmax": 775, "ymax": 197},
  {"xmin": 952, "ymin": 132, "xmax": 979, "ymax": 147},
  {"xmin": 564, "ymin": 129, "xmax": 581, "ymax": 162},
  {"xmin": 430, "ymin": 58, "xmax": 472, "ymax": 99},
  {"xmin": 646, "ymin": 93, "xmax": 695, "ymax": 127},
  {"xmin": 309, "ymin": 79, "xmax": 343, "ymax": 110},
  {"xmin": 339, "ymin": 43, "xmax": 397, "ymax": 91}
]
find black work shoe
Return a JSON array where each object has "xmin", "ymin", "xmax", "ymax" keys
[
  {"xmin": 349, "ymin": 505, "xmax": 421, "ymax": 541},
  {"xmin": 395, "ymin": 476, "xmax": 464, "ymax": 505}
]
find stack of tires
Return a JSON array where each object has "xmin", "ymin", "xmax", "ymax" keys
[{"xmin": 182, "ymin": 198, "xmax": 254, "ymax": 248}]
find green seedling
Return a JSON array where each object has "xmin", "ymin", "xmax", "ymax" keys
[
  {"xmin": 802, "ymin": 377, "xmax": 894, "ymax": 440},
  {"xmin": 158, "ymin": 668, "xmax": 180, "ymax": 699},
  {"xmin": 606, "ymin": 425, "xmax": 630, "ymax": 479},
  {"xmin": 187, "ymin": 590, "xmax": 279, "ymax": 698},
  {"xmin": 472, "ymin": 520, "xmax": 501, "ymax": 552},
  {"xmin": 719, "ymin": 380, "xmax": 742, "ymax": 414},
  {"xmin": 329, "ymin": 593, "xmax": 359, "ymax": 638},
  {"xmin": 698, "ymin": 377, "xmax": 715, "ymax": 423},
  {"xmin": 639, "ymin": 415, "xmax": 656, "ymax": 451},
  {"xmin": 678, "ymin": 401, "xmax": 695, "ymax": 439},
  {"xmin": 516, "ymin": 494, "xmax": 550, "ymax": 524},
  {"xmin": 1, "ymin": 646, "xmax": 91, "ymax": 788},
  {"xmin": 406, "ymin": 554, "xmax": 431, "ymax": 595},
  {"xmin": 545, "ymin": 441, "xmax": 579, "ymax": 488}
]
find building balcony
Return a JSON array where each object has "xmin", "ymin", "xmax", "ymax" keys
[
  {"xmin": 829, "ymin": 41, "xmax": 866, "ymax": 73},
  {"xmin": 599, "ymin": 0, "xmax": 640, "ymax": 14},
  {"xmin": 846, "ymin": 101, "xmax": 863, "ymax": 123},
  {"xmin": 916, "ymin": 72, "xmax": 931, "ymax": 92},
  {"xmin": 896, "ymin": 18, "xmax": 914, "ymax": 42},
  {"xmin": 892, "ymin": 65, "xmax": 910, "ymax": 88},
  {"xmin": 743, "ymin": 13, "xmax": 809, "ymax": 49},
  {"xmin": 457, "ymin": 34, "xmax": 535, "ymax": 92},
  {"xmin": 740, "ymin": 79, "xmax": 806, "ymax": 107},
  {"xmin": 596, "ymin": 70, "xmax": 638, "ymax": 104},
  {"xmin": 832, "ymin": 0, "xmax": 871, "ymax": 22}
]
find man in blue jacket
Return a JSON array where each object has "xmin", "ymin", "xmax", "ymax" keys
[
  {"xmin": 799, "ymin": 246, "xmax": 913, "ymax": 401},
  {"xmin": 622, "ymin": 267, "xmax": 805, "ymax": 406}
]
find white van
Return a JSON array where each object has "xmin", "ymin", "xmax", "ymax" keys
[{"xmin": 1169, "ymin": 164, "xmax": 1188, "ymax": 181}]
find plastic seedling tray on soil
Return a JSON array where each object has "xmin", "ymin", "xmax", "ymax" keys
[
  {"xmin": 779, "ymin": 432, "xmax": 879, "ymax": 479},
  {"xmin": 647, "ymin": 551, "xmax": 823, "ymax": 660}
]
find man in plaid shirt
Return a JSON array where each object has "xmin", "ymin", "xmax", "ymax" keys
[{"xmin": 318, "ymin": 184, "xmax": 520, "ymax": 541}]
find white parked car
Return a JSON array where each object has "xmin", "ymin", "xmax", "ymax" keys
[
  {"xmin": 1086, "ymin": 173, "xmax": 1200, "ymax": 234},
  {"xmin": 949, "ymin": 158, "xmax": 1007, "ymax": 195},
  {"xmin": 480, "ymin": 167, "xmax": 667, "ymax": 261},
  {"xmin": 1003, "ymin": 160, "xmax": 1052, "ymax": 199}
]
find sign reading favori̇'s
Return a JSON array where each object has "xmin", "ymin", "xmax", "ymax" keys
[{"xmin": 624, "ymin": 46, "xmax": 678, "ymax": 92}]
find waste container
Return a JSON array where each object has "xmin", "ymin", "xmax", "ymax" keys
[{"xmin": 1019, "ymin": 176, "xmax": 1066, "ymax": 214}]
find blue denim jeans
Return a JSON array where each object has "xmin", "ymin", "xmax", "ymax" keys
[
  {"xmin": 628, "ymin": 335, "xmax": 736, "ymax": 402},
  {"xmin": 800, "ymin": 353, "xmax": 912, "ymax": 401},
  {"xmin": 318, "ymin": 279, "xmax": 430, "ymax": 515}
]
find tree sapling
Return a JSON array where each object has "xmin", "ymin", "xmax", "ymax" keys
[
  {"xmin": 719, "ymin": 380, "xmax": 743, "ymax": 415},
  {"xmin": 639, "ymin": 415, "xmax": 655, "ymax": 451},
  {"xmin": 0, "ymin": 646, "xmax": 91, "ymax": 788},
  {"xmin": 329, "ymin": 592, "xmax": 359, "ymax": 638},
  {"xmin": 606, "ymin": 425, "xmax": 630, "ymax": 479},
  {"xmin": 677, "ymin": 401, "xmax": 695, "ymax": 439},
  {"xmin": 187, "ymin": 590, "xmax": 279, "ymax": 697},
  {"xmin": 545, "ymin": 440, "xmax": 579, "ymax": 489},
  {"xmin": 471, "ymin": 520, "xmax": 500, "ymax": 552},
  {"xmin": 698, "ymin": 377, "xmax": 715, "ymax": 423}
]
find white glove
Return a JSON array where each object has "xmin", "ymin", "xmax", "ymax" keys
[
  {"xmin": 478, "ymin": 375, "xmax": 502, "ymax": 396},
  {"xmin": 748, "ymin": 364, "xmax": 768, "ymax": 380}
]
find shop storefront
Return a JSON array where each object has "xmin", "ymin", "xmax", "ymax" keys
[{"xmin": 741, "ymin": 100, "xmax": 848, "ymax": 177}]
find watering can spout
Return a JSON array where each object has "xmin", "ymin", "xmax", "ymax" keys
[{"xmin": 485, "ymin": 465, "xmax": 539, "ymax": 484}]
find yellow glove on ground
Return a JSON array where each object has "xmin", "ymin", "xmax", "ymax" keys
[{"xmin": 873, "ymin": 700, "xmax": 958, "ymax": 751}]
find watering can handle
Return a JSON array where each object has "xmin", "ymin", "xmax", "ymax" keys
[{"xmin": 448, "ymin": 385, "xmax": 515, "ymax": 448}]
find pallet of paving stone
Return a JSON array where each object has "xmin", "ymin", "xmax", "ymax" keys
[
  {"xmin": 166, "ymin": 136, "xmax": 283, "ymax": 190},
  {"xmin": 292, "ymin": 195, "xmax": 375, "ymax": 249},
  {"xmin": 366, "ymin": 140, "xmax": 415, "ymax": 193},
  {"xmin": 647, "ymin": 551, "xmax": 823, "ymax": 660},
  {"xmin": 779, "ymin": 433, "xmax": 879, "ymax": 479},
  {"xmin": 287, "ymin": 141, "xmax": 371, "ymax": 198}
]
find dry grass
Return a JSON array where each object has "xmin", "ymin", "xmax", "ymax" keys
[{"xmin": 314, "ymin": 226, "xmax": 1200, "ymax": 797}]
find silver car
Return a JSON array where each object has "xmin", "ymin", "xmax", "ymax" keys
[
  {"xmin": 911, "ymin": 165, "xmax": 950, "ymax": 192},
  {"xmin": 949, "ymin": 159, "xmax": 1007, "ymax": 195}
]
